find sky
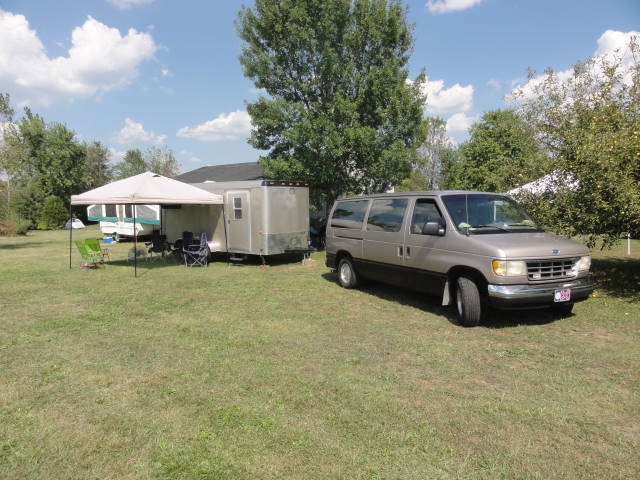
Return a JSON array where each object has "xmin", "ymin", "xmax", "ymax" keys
[{"xmin": 1, "ymin": 0, "xmax": 638, "ymax": 174}]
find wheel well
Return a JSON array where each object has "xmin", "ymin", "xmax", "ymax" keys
[
  {"xmin": 448, "ymin": 267, "xmax": 488, "ymax": 298},
  {"xmin": 335, "ymin": 250, "xmax": 353, "ymax": 265}
]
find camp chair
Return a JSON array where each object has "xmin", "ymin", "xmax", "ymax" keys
[
  {"xmin": 85, "ymin": 238, "xmax": 110, "ymax": 263},
  {"xmin": 75, "ymin": 239, "xmax": 102, "ymax": 268},
  {"xmin": 146, "ymin": 231, "xmax": 171, "ymax": 261},
  {"xmin": 183, "ymin": 232, "xmax": 209, "ymax": 267}
]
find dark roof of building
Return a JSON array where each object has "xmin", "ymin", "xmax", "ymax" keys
[{"xmin": 174, "ymin": 162, "xmax": 265, "ymax": 183}]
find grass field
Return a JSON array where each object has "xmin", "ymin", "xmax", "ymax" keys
[{"xmin": 1, "ymin": 226, "xmax": 638, "ymax": 479}]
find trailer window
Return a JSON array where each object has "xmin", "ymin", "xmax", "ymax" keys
[{"xmin": 233, "ymin": 197, "xmax": 243, "ymax": 220}]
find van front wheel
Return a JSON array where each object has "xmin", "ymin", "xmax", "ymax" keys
[
  {"xmin": 337, "ymin": 257, "xmax": 359, "ymax": 289},
  {"xmin": 456, "ymin": 276, "xmax": 483, "ymax": 327}
]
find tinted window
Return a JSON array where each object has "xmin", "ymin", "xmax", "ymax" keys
[
  {"xmin": 331, "ymin": 200, "xmax": 369, "ymax": 229},
  {"xmin": 410, "ymin": 199, "xmax": 443, "ymax": 234},
  {"xmin": 366, "ymin": 198, "xmax": 408, "ymax": 232}
]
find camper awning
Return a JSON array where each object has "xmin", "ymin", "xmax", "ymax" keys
[{"xmin": 70, "ymin": 171, "xmax": 223, "ymax": 205}]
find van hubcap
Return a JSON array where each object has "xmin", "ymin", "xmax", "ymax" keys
[{"xmin": 340, "ymin": 264, "xmax": 351, "ymax": 284}]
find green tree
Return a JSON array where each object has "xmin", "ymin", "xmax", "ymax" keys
[
  {"xmin": 38, "ymin": 195, "xmax": 68, "ymax": 230},
  {"xmin": 84, "ymin": 141, "xmax": 112, "ymax": 189},
  {"xmin": 1, "ymin": 106, "xmax": 87, "ymax": 226},
  {"xmin": 514, "ymin": 37, "xmax": 640, "ymax": 247},
  {"xmin": 398, "ymin": 116, "xmax": 452, "ymax": 191},
  {"xmin": 237, "ymin": 0, "xmax": 427, "ymax": 204},
  {"xmin": 112, "ymin": 149, "xmax": 146, "ymax": 179},
  {"xmin": 446, "ymin": 109, "xmax": 549, "ymax": 193},
  {"xmin": 145, "ymin": 146, "xmax": 181, "ymax": 177},
  {"xmin": 112, "ymin": 146, "xmax": 180, "ymax": 180}
]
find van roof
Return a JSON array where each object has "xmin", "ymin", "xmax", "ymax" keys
[{"xmin": 337, "ymin": 190, "xmax": 507, "ymax": 201}]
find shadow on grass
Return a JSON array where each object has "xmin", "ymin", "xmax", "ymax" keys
[
  {"xmin": 591, "ymin": 257, "xmax": 640, "ymax": 302},
  {"xmin": 0, "ymin": 240, "xmax": 47, "ymax": 250},
  {"xmin": 321, "ymin": 271, "xmax": 565, "ymax": 329}
]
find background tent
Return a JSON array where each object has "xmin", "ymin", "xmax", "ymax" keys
[
  {"xmin": 69, "ymin": 171, "xmax": 223, "ymax": 276},
  {"xmin": 64, "ymin": 217, "xmax": 85, "ymax": 230}
]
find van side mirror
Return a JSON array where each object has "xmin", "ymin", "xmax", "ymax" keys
[{"xmin": 422, "ymin": 220, "xmax": 446, "ymax": 236}]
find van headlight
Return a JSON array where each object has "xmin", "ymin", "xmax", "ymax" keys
[
  {"xmin": 576, "ymin": 255, "xmax": 591, "ymax": 272},
  {"xmin": 492, "ymin": 260, "xmax": 527, "ymax": 277}
]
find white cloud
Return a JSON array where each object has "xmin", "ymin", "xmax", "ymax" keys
[
  {"xmin": 427, "ymin": 0, "xmax": 483, "ymax": 14},
  {"xmin": 114, "ymin": 118, "xmax": 166, "ymax": 145},
  {"xmin": 509, "ymin": 29, "xmax": 639, "ymax": 104},
  {"xmin": 0, "ymin": 10, "xmax": 157, "ymax": 106},
  {"xmin": 446, "ymin": 112, "xmax": 476, "ymax": 135},
  {"xmin": 177, "ymin": 110, "xmax": 252, "ymax": 142},
  {"xmin": 420, "ymin": 78, "xmax": 474, "ymax": 116},
  {"xmin": 106, "ymin": 0, "xmax": 154, "ymax": 10}
]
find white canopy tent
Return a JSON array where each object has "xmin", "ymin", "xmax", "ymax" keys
[{"xmin": 70, "ymin": 171, "xmax": 223, "ymax": 276}]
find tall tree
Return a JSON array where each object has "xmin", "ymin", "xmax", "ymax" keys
[
  {"xmin": 399, "ymin": 116, "xmax": 452, "ymax": 191},
  {"xmin": 144, "ymin": 146, "xmax": 181, "ymax": 177},
  {"xmin": 446, "ymin": 109, "xmax": 550, "ymax": 193},
  {"xmin": 112, "ymin": 146, "xmax": 181, "ymax": 180},
  {"xmin": 112, "ymin": 149, "xmax": 146, "ymax": 179},
  {"xmin": 84, "ymin": 141, "xmax": 112, "ymax": 189},
  {"xmin": 237, "ymin": 0, "xmax": 427, "ymax": 204},
  {"xmin": 513, "ymin": 37, "xmax": 640, "ymax": 247},
  {"xmin": 1, "ymin": 108, "xmax": 87, "ymax": 225}
]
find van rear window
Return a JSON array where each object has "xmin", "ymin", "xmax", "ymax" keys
[{"xmin": 331, "ymin": 200, "xmax": 369, "ymax": 229}]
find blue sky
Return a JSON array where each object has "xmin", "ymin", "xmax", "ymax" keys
[{"xmin": 1, "ymin": 0, "xmax": 638, "ymax": 174}]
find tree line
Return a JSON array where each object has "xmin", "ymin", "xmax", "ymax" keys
[{"xmin": 0, "ymin": 94, "xmax": 180, "ymax": 233}]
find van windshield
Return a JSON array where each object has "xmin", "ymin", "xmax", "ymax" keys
[{"xmin": 441, "ymin": 193, "xmax": 543, "ymax": 234}]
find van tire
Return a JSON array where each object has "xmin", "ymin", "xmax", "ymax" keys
[
  {"xmin": 456, "ymin": 276, "xmax": 482, "ymax": 327},
  {"xmin": 337, "ymin": 257, "xmax": 359, "ymax": 289}
]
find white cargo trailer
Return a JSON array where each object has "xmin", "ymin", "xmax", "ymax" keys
[{"xmin": 163, "ymin": 180, "xmax": 312, "ymax": 259}]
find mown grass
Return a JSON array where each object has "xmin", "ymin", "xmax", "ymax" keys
[{"xmin": 1, "ymin": 226, "xmax": 638, "ymax": 479}]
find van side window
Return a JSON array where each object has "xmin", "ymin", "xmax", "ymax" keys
[
  {"xmin": 331, "ymin": 200, "xmax": 369, "ymax": 229},
  {"xmin": 366, "ymin": 198, "xmax": 408, "ymax": 232},
  {"xmin": 411, "ymin": 199, "xmax": 443, "ymax": 234}
]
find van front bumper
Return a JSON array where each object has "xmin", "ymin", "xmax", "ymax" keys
[{"xmin": 487, "ymin": 277, "xmax": 594, "ymax": 309}]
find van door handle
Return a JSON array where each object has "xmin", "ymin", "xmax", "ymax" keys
[
  {"xmin": 405, "ymin": 247, "xmax": 411, "ymax": 258},
  {"xmin": 398, "ymin": 246, "xmax": 403, "ymax": 257}
]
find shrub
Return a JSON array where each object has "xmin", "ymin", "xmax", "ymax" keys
[{"xmin": 38, "ymin": 196, "xmax": 68, "ymax": 230}]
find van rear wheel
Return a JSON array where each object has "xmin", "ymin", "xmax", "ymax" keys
[
  {"xmin": 337, "ymin": 257, "xmax": 359, "ymax": 289},
  {"xmin": 456, "ymin": 276, "xmax": 483, "ymax": 327}
]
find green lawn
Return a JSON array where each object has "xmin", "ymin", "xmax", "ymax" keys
[{"xmin": 1, "ymin": 226, "xmax": 638, "ymax": 479}]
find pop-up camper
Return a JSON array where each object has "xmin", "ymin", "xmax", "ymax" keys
[{"xmin": 87, "ymin": 203, "xmax": 160, "ymax": 241}]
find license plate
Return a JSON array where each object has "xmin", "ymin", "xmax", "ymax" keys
[{"xmin": 554, "ymin": 288, "xmax": 571, "ymax": 302}]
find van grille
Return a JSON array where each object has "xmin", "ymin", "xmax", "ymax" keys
[{"xmin": 527, "ymin": 258, "xmax": 578, "ymax": 281}]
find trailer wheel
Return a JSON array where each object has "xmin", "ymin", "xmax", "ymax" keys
[
  {"xmin": 456, "ymin": 276, "xmax": 483, "ymax": 327},
  {"xmin": 113, "ymin": 232, "xmax": 120, "ymax": 242},
  {"xmin": 337, "ymin": 257, "xmax": 359, "ymax": 289}
]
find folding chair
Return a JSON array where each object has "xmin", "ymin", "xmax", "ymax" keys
[
  {"xmin": 75, "ymin": 239, "xmax": 102, "ymax": 268},
  {"xmin": 146, "ymin": 231, "xmax": 171, "ymax": 261},
  {"xmin": 183, "ymin": 232, "xmax": 209, "ymax": 267}
]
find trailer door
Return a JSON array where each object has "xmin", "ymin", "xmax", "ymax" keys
[{"xmin": 226, "ymin": 191, "xmax": 251, "ymax": 253}]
